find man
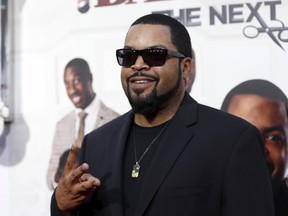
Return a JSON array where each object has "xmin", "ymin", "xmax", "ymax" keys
[
  {"xmin": 51, "ymin": 14, "xmax": 274, "ymax": 216},
  {"xmin": 47, "ymin": 58, "xmax": 119, "ymax": 190},
  {"xmin": 221, "ymin": 79, "xmax": 288, "ymax": 216}
]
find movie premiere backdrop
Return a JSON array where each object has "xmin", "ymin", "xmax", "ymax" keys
[{"xmin": 0, "ymin": 0, "xmax": 287, "ymax": 215}]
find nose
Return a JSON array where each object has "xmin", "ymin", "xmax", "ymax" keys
[
  {"xmin": 67, "ymin": 83, "xmax": 77, "ymax": 96},
  {"xmin": 131, "ymin": 55, "xmax": 149, "ymax": 70}
]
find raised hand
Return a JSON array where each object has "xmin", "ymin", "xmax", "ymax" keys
[{"xmin": 55, "ymin": 144, "xmax": 101, "ymax": 212}]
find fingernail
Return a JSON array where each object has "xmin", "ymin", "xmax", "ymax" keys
[{"xmin": 71, "ymin": 144, "xmax": 77, "ymax": 151}]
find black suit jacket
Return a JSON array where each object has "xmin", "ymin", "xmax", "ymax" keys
[{"xmin": 51, "ymin": 93, "xmax": 274, "ymax": 216}]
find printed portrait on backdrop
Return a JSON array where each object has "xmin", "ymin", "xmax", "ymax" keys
[
  {"xmin": 220, "ymin": 79, "xmax": 288, "ymax": 216},
  {"xmin": 46, "ymin": 58, "xmax": 120, "ymax": 190}
]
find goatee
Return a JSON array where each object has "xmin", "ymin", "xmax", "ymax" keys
[{"xmin": 127, "ymin": 68, "xmax": 182, "ymax": 115}]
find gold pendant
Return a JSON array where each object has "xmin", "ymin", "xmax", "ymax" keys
[{"xmin": 131, "ymin": 162, "xmax": 140, "ymax": 178}]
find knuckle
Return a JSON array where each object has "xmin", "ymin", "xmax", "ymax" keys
[
  {"xmin": 71, "ymin": 172, "xmax": 77, "ymax": 181},
  {"xmin": 81, "ymin": 183, "xmax": 86, "ymax": 190},
  {"xmin": 65, "ymin": 160, "xmax": 73, "ymax": 168}
]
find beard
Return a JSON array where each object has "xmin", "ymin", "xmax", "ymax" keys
[{"xmin": 126, "ymin": 67, "xmax": 182, "ymax": 115}]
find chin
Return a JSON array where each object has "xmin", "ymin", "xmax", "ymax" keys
[{"xmin": 74, "ymin": 103, "xmax": 83, "ymax": 108}]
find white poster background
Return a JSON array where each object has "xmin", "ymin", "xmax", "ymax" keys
[{"xmin": 0, "ymin": 0, "xmax": 287, "ymax": 215}]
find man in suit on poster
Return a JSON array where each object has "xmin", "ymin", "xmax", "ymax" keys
[
  {"xmin": 51, "ymin": 14, "xmax": 274, "ymax": 216},
  {"xmin": 221, "ymin": 79, "xmax": 288, "ymax": 216},
  {"xmin": 47, "ymin": 58, "xmax": 119, "ymax": 190}
]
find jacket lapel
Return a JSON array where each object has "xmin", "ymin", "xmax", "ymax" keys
[
  {"xmin": 134, "ymin": 94, "xmax": 198, "ymax": 216},
  {"xmin": 93, "ymin": 100, "xmax": 109, "ymax": 128}
]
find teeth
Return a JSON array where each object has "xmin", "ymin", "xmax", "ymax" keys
[
  {"xmin": 135, "ymin": 80, "xmax": 148, "ymax": 84},
  {"xmin": 72, "ymin": 96, "xmax": 81, "ymax": 103}
]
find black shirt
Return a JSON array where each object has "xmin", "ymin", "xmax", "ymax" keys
[{"xmin": 122, "ymin": 122, "xmax": 168, "ymax": 216}]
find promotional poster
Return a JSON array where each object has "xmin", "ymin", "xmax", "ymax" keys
[{"xmin": 0, "ymin": 0, "xmax": 287, "ymax": 215}]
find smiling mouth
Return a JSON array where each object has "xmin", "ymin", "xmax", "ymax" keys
[
  {"xmin": 129, "ymin": 74, "xmax": 157, "ymax": 83},
  {"xmin": 127, "ymin": 72, "xmax": 159, "ymax": 93},
  {"xmin": 129, "ymin": 77, "xmax": 156, "ymax": 90},
  {"xmin": 131, "ymin": 78, "xmax": 153, "ymax": 84},
  {"xmin": 71, "ymin": 95, "xmax": 81, "ymax": 104}
]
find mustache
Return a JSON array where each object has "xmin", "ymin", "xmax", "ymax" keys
[
  {"xmin": 69, "ymin": 92, "xmax": 80, "ymax": 98},
  {"xmin": 127, "ymin": 71, "xmax": 159, "ymax": 82}
]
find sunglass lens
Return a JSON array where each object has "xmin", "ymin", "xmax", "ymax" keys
[
  {"xmin": 117, "ymin": 49, "xmax": 137, "ymax": 67},
  {"xmin": 143, "ymin": 48, "xmax": 167, "ymax": 66},
  {"xmin": 116, "ymin": 48, "xmax": 168, "ymax": 67}
]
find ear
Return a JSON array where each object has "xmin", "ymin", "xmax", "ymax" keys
[
  {"xmin": 182, "ymin": 57, "xmax": 192, "ymax": 80},
  {"xmin": 182, "ymin": 57, "xmax": 196, "ymax": 92}
]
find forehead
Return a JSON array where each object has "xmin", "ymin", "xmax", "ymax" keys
[
  {"xmin": 124, "ymin": 24, "xmax": 173, "ymax": 49},
  {"xmin": 64, "ymin": 67, "xmax": 81, "ymax": 79},
  {"xmin": 228, "ymin": 94, "xmax": 288, "ymax": 128}
]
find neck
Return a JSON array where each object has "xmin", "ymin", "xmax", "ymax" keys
[
  {"xmin": 134, "ymin": 91, "xmax": 185, "ymax": 127},
  {"xmin": 81, "ymin": 93, "xmax": 96, "ymax": 109}
]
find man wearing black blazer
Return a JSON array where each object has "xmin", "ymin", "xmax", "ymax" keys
[{"xmin": 51, "ymin": 14, "xmax": 274, "ymax": 216}]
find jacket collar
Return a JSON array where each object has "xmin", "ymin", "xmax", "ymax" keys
[{"xmin": 134, "ymin": 93, "xmax": 198, "ymax": 215}]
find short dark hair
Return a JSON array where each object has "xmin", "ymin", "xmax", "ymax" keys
[
  {"xmin": 64, "ymin": 58, "xmax": 93, "ymax": 81},
  {"xmin": 131, "ymin": 13, "xmax": 192, "ymax": 58},
  {"xmin": 221, "ymin": 79, "xmax": 288, "ymax": 116}
]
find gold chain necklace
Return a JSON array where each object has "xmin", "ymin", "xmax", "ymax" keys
[{"xmin": 131, "ymin": 121, "xmax": 170, "ymax": 178}]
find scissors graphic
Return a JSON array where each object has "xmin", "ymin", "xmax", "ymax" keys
[{"xmin": 243, "ymin": 13, "xmax": 288, "ymax": 51}]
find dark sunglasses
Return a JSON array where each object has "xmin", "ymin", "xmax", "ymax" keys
[{"xmin": 116, "ymin": 47, "xmax": 185, "ymax": 67}]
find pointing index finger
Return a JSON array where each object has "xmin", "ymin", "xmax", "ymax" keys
[{"xmin": 64, "ymin": 144, "xmax": 80, "ymax": 174}]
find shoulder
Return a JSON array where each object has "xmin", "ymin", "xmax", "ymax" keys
[
  {"xmin": 55, "ymin": 111, "xmax": 75, "ymax": 126},
  {"xmin": 198, "ymin": 103, "xmax": 253, "ymax": 129},
  {"xmin": 193, "ymin": 103, "xmax": 262, "ymax": 152},
  {"xmin": 87, "ymin": 110, "xmax": 132, "ymax": 137},
  {"xmin": 180, "ymin": 94, "xmax": 254, "ymax": 132},
  {"xmin": 98, "ymin": 100, "xmax": 120, "ymax": 117}
]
